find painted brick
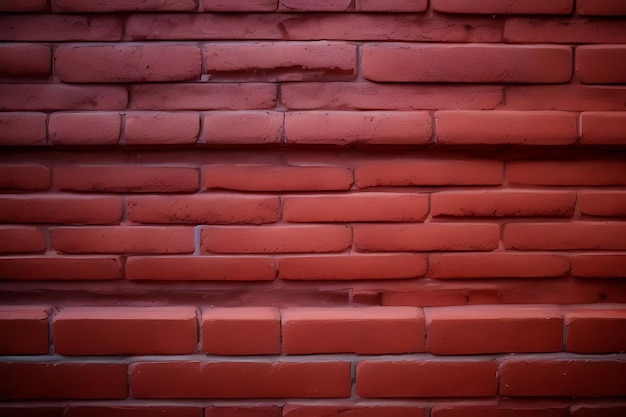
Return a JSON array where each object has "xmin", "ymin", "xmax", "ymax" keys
[
  {"xmin": 55, "ymin": 45, "xmax": 202, "ymax": 83},
  {"xmin": 0, "ymin": 0, "xmax": 47, "ymax": 11},
  {"xmin": 432, "ymin": 0, "xmax": 573, "ymax": 14},
  {"xmin": 580, "ymin": 112, "xmax": 626, "ymax": 145},
  {"xmin": 0, "ymin": 15, "xmax": 122, "ymax": 42},
  {"xmin": 278, "ymin": 254, "xmax": 428, "ymax": 280},
  {"xmin": 203, "ymin": 111, "xmax": 283, "ymax": 144},
  {"xmin": 126, "ymin": 256, "xmax": 276, "ymax": 281},
  {"xmin": 354, "ymin": 223, "xmax": 500, "ymax": 252},
  {"xmin": 285, "ymin": 111, "xmax": 431, "ymax": 145},
  {"xmin": 284, "ymin": 403, "xmax": 427, "ymax": 417},
  {"xmin": 282, "ymin": 306, "xmax": 424, "ymax": 354},
  {"xmin": 432, "ymin": 190, "xmax": 576, "ymax": 218},
  {"xmin": 577, "ymin": 46, "xmax": 626, "ymax": 84},
  {"xmin": 0, "ymin": 195, "xmax": 122, "ymax": 224},
  {"xmin": 203, "ymin": 0, "xmax": 277, "ymax": 12},
  {"xmin": 130, "ymin": 83, "xmax": 277, "ymax": 110},
  {"xmin": 54, "ymin": 165, "xmax": 199, "ymax": 193},
  {"xmin": 0, "ymin": 84, "xmax": 128, "ymax": 111},
  {"xmin": 577, "ymin": 0, "xmax": 626, "ymax": 16},
  {"xmin": 0, "ymin": 164, "xmax": 50, "ymax": 191},
  {"xmin": 281, "ymin": 82, "xmax": 503, "ymax": 110},
  {"xmin": 356, "ymin": 0, "xmax": 427, "ymax": 12},
  {"xmin": 277, "ymin": 0, "xmax": 351, "ymax": 12},
  {"xmin": 566, "ymin": 306, "xmax": 626, "ymax": 353},
  {"xmin": 201, "ymin": 225, "xmax": 351, "ymax": 253},
  {"xmin": 571, "ymin": 403, "xmax": 626, "ymax": 417},
  {"xmin": 504, "ymin": 222, "xmax": 626, "ymax": 250},
  {"xmin": 49, "ymin": 112, "xmax": 121, "ymax": 146},
  {"xmin": 53, "ymin": 307, "xmax": 198, "ymax": 355},
  {"xmin": 357, "ymin": 360, "xmax": 498, "ymax": 397},
  {"xmin": 52, "ymin": 0, "xmax": 198, "ymax": 12},
  {"xmin": 355, "ymin": 159, "xmax": 502, "ymax": 187},
  {"xmin": 130, "ymin": 361, "xmax": 351, "ymax": 398},
  {"xmin": 0, "ymin": 112, "xmax": 47, "ymax": 146},
  {"xmin": 65, "ymin": 406, "xmax": 202, "ymax": 417},
  {"xmin": 579, "ymin": 191, "xmax": 626, "ymax": 216},
  {"xmin": 0, "ymin": 306, "xmax": 49, "ymax": 355},
  {"xmin": 0, "ymin": 362, "xmax": 127, "ymax": 400},
  {"xmin": 507, "ymin": 161, "xmax": 626, "ymax": 185},
  {"xmin": 0, "ymin": 44, "xmax": 51, "ymax": 78},
  {"xmin": 0, "ymin": 407, "xmax": 64, "ymax": 417},
  {"xmin": 51, "ymin": 226, "xmax": 195, "ymax": 254},
  {"xmin": 435, "ymin": 111, "xmax": 578, "ymax": 145},
  {"xmin": 127, "ymin": 195, "xmax": 280, "ymax": 225},
  {"xmin": 204, "ymin": 42, "xmax": 356, "ymax": 81},
  {"xmin": 429, "ymin": 253, "xmax": 570, "ymax": 279},
  {"xmin": 283, "ymin": 193, "xmax": 428, "ymax": 222},
  {"xmin": 504, "ymin": 85, "xmax": 626, "ymax": 111},
  {"xmin": 500, "ymin": 358, "xmax": 626, "ymax": 397},
  {"xmin": 504, "ymin": 18, "xmax": 626, "ymax": 44},
  {"xmin": 426, "ymin": 305, "xmax": 563, "ymax": 354},
  {"xmin": 431, "ymin": 401, "xmax": 570, "ymax": 417},
  {"xmin": 362, "ymin": 44, "xmax": 572, "ymax": 83},
  {"xmin": 0, "ymin": 256, "xmax": 122, "ymax": 281},
  {"xmin": 571, "ymin": 255, "xmax": 626, "ymax": 278},
  {"xmin": 203, "ymin": 165, "xmax": 353, "ymax": 191},
  {"xmin": 205, "ymin": 406, "xmax": 281, "ymax": 417},
  {"xmin": 201, "ymin": 307, "xmax": 280, "ymax": 355},
  {"xmin": 0, "ymin": 226, "xmax": 46, "ymax": 254},
  {"xmin": 125, "ymin": 112, "xmax": 200, "ymax": 145}
]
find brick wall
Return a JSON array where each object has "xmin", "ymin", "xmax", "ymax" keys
[{"xmin": 1, "ymin": 0, "xmax": 626, "ymax": 415}]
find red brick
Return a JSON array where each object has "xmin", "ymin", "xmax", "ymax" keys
[
  {"xmin": 49, "ymin": 112, "xmax": 121, "ymax": 146},
  {"xmin": 500, "ymin": 358, "xmax": 626, "ymax": 397},
  {"xmin": 0, "ymin": 15, "xmax": 122, "ymax": 41},
  {"xmin": 127, "ymin": 194, "xmax": 280, "ymax": 224},
  {"xmin": 431, "ymin": 401, "xmax": 570, "ymax": 417},
  {"xmin": 354, "ymin": 223, "xmax": 500, "ymax": 252},
  {"xmin": 203, "ymin": 0, "xmax": 277, "ymax": 12},
  {"xmin": 203, "ymin": 111, "xmax": 283, "ymax": 144},
  {"xmin": 126, "ymin": 256, "xmax": 276, "ymax": 281},
  {"xmin": 0, "ymin": 306, "xmax": 49, "ymax": 355},
  {"xmin": 429, "ymin": 253, "xmax": 570, "ymax": 279},
  {"xmin": 203, "ymin": 165, "xmax": 352, "ymax": 191},
  {"xmin": 432, "ymin": 190, "xmax": 576, "ymax": 218},
  {"xmin": 579, "ymin": 191, "xmax": 626, "ymax": 216},
  {"xmin": 125, "ymin": 112, "xmax": 200, "ymax": 145},
  {"xmin": 0, "ymin": 226, "xmax": 46, "ymax": 254},
  {"xmin": 0, "ymin": 112, "xmax": 47, "ymax": 146},
  {"xmin": 201, "ymin": 307, "xmax": 280, "ymax": 355},
  {"xmin": 201, "ymin": 225, "xmax": 351, "ymax": 253},
  {"xmin": 383, "ymin": 289, "xmax": 470, "ymax": 307},
  {"xmin": 571, "ymin": 255, "xmax": 626, "ymax": 278},
  {"xmin": 508, "ymin": 161, "xmax": 626, "ymax": 185},
  {"xmin": 432, "ymin": 0, "xmax": 572, "ymax": 14},
  {"xmin": 204, "ymin": 42, "xmax": 355, "ymax": 82},
  {"xmin": 355, "ymin": 159, "xmax": 502, "ymax": 187},
  {"xmin": 436, "ymin": 111, "xmax": 577, "ymax": 145},
  {"xmin": 284, "ymin": 404, "xmax": 425, "ymax": 417},
  {"xmin": 282, "ymin": 306, "xmax": 424, "ymax": 354},
  {"xmin": 0, "ymin": 407, "xmax": 64, "ymax": 417},
  {"xmin": 363, "ymin": 44, "xmax": 571, "ymax": 83},
  {"xmin": 54, "ymin": 165, "xmax": 199, "ymax": 193},
  {"xmin": 54, "ymin": 307, "xmax": 197, "ymax": 355},
  {"xmin": 505, "ymin": 85, "xmax": 626, "ymax": 111},
  {"xmin": 281, "ymin": 82, "xmax": 503, "ymax": 110},
  {"xmin": 278, "ymin": 254, "xmax": 427, "ymax": 280},
  {"xmin": 284, "ymin": 193, "xmax": 428, "ymax": 222},
  {"xmin": 0, "ymin": 164, "xmax": 50, "ymax": 190},
  {"xmin": 566, "ymin": 306, "xmax": 626, "ymax": 353},
  {"xmin": 357, "ymin": 359, "xmax": 498, "ymax": 397},
  {"xmin": 205, "ymin": 406, "xmax": 281, "ymax": 417},
  {"xmin": 0, "ymin": 362, "xmax": 127, "ymax": 400},
  {"xmin": 131, "ymin": 83, "xmax": 277, "ymax": 110},
  {"xmin": 577, "ymin": 0, "xmax": 626, "ymax": 16},
  {"xmin": 571, "ymin": 403, "xmax": 626, "ymax": 417},
  {"xmin": 65, "ymin": 406, "xmax": 201, "ymax": 417},
  {"xmin": 0, "ymin": 84, "xmax": 128, "ymax": 111},
  {"xmin": 581, "ymin": 112, "xmax": 626, "ymax": 145},
  {"xmin": 125, "ymin": 13, "xmax": 501, "ymax": 42},
  {"xmin": 51, "ymin": 226, "xmax": 194, "ymax": 254},
  {"xmin": 504, "ymin": 222, "xmax": 626, "ymax": 250},
  {"xmin": 52, "ymin": 0, "xmax": 198, "ymax": 12},
  {"xmin": 577, "ymin": 46, "xmax": 626, "ymax": 84},
  {"xmin": 0, "ymin": 45, "xmax": 50, "ymax": 78},
  {"xmin": 55, "ymin": 45, "xmax": 201, "ymax": 83},
  {"xmin": 285, "ymin": 111, "xmax": 431, "ymax": 145},
  {"xmin": 130, "ymin": 361, "xmax": 351, "ymax": 398},
  {"xmin": 0, "ymin": 0, "xmax": 47, "ymax": 11},
  {"xmin": 0, "ymin": 256, "xmax": 122, "ymax": 280},
  {"xmin": 277, "ymin": 0, "xmax": 350, "ymax": 11},
  {"xmin": 504, "ymin": 18, "xmax": 626, "ymax": 44},
  {"xmin": 426, "ymin": 305, "xmax": 563, "ymax": 355},
  {"xmin": 356, "ymin": 0, "xmax": 427, "ymax": 12},
  {"xmin": 0, "ymin": 195, "xmax": 122, "ymax": 224}
]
